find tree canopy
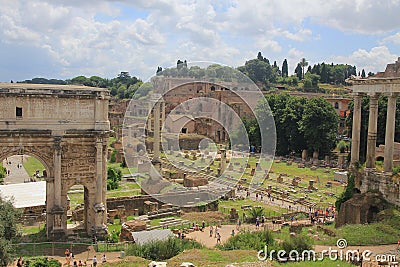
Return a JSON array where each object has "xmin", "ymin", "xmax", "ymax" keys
[
  {"xmin": 259, "ymin": 94, "xmax": 339, "ymax": 157},
  {"xmin": 0, "ymin": 197, "xmax": 22, "ymax": 266}
]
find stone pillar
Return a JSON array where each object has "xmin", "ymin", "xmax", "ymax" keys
[
  {"xmin": 384, "ymin": 94, "xmax": 397, "ymax": 172},
  {"xmin": 50, "ymin": 136, "xmax": 65, "ymax": 238},
  {"xmin": 220, "ymin": 148, "xmax": 226, "ymax": 171},
  {"xmin": 366, "ymin": 94, "xmax": 379, "ymax": 168},
  {"xmin": 94, "ymin": 137, "xmax": 106, "ymax": 236},
  {"xmin": 53, "ymin": 137, "xmax": 62, "ymax": 208},
  {"xmin": 153, "ymin": 101, "xmax": 161, "ymax": 161},
  {"xmin": 161, "ymin": 101, "xmax": 166, "ymax": 128},
  {"xmin": 351, "ymin": 93, "xmax": 362, "ymax": 165},
  {"xmin": 95, "ymin": 139, "xmax": 104, "ymax": 204}
]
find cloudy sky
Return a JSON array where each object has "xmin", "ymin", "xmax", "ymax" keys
[{"xmin": 1, "ymin": 0, "xmax": 400, "ymax": 82}]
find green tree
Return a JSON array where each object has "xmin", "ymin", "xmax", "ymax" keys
[
  {"xmin": 320, "ymin": 63, "xmax": 328, "ymax": 83},
  {"xmin": 299, "ymin": 97, "xmax": 339, "ymax": 157},
  {"xmin": 0, "ymin": 197, "xmax": 22, "ymax": 266},
  {"xmin": 300, "ymin": 58, "xmax": 308, "ymax": 79},
  {"xmin": 239, "ymin": 59, "xmax": 273, "ymax": 84},
  {"xmin": 107, "ymin": 167, "xmax": 122, "ymax": 190},
  {"xmin": 281, "ymin": 59, "xmax": 288, "ymax": 77},
  {"xmin": 294, "ymin": 63, "xmax": 302, "ymax": 80},
  {"xmin": 246, "ymin": 206, "xmax": 264, "ymax": 223}
]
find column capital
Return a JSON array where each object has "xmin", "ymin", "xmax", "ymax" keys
[
  {"xmin": 385, "ymin": 92, "xmax": 399, "ymax": 98},
  {"xmin": 53, "ymin": 136, "xmax": 62, "ymax": 156},
  {"xmin": 367, "ymin": 92, "xmax": 380, "ymax": 98}
]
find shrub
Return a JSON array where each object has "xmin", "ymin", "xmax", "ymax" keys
[
  {"xmin": 107, "ymin": 167, "xmax": 122, "ymax": 190},
  {"xmin": 23, "ymin": 257, "xmax": 61, "ymax": 267},
  {"xmin": 246, "ymin": 206, "xmax": 264, "ymax": 223},
  {"xmin": 126, "ymin": 237, "xmax": 202, "ymax": 261},
  {"xmin": 218, "ymin": 230, "xmax": 274, "ymax": 251},
  {"xmin": 335, "ymin": 172, "xmax": 355, "ymax": 211}
]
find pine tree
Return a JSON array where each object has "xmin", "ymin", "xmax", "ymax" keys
[{"xmin": 282, "ymin": 59, "xmax": 288, "ymax": 77}]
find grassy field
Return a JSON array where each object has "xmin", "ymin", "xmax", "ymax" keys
[
  {"xmin": 22, "ymin": 156, "xmax": 45, "ymax": 177},
  {"xmin": 275, "ymin": 259, "xmax": 355, "ymax": 267},
  {"xmin": 219, "ymin": 198, "xmax": 287, "ymax": 218}
]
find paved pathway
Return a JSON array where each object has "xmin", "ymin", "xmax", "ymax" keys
[{"xmin": 3, "ymin": 155, "xmax": 30, "ymax": 184}]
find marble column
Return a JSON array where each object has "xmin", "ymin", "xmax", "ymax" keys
[
  {"xmin": 366, "ymin": 94, "xmax": 379, "ymax": 168},
  {"xmin": 351, "ymin": 94, "xmax": 362, "ymax": 165},
  {"xmin": 384, "ymin": 94, "xmax": 397, "ymax": 172},
  {"xmin": 153, "ymin": 101, "xmax": 161, "ymax": 161},
  {"xmin": 94, "ymin": 137, "xmax": 106, "ymax": 235},
  {"xmin": 53, "ymin": 136, "xmax": 62, "ymax": 208},
  {"xmin": 95, "ymin": 139, "xmax": 103, "ymax": 204}
]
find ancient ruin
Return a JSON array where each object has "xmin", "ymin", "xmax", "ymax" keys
[
  {"xmin": 0, "ymin": 83, "xmax": 110, "ymax": 239},
  {"xmin": 348, "ymin": 58, "xmax": 400, "ymax": 206}
]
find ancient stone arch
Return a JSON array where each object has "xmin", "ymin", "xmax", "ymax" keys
[{"xmin": 0, "ymin": 83, "xmax": 110, "ymax": 240}]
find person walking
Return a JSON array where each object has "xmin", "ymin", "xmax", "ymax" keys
[
  {"xmin": 16, "ymin": 256, "xmax": 23, "ymax": 267},
  {"xmin": 216, "ymin": 232, "xmax": 221, "ymax": 244},
  {"xmin": 92, "ymin": 255, "xmax": 97, "ymax": 267}
]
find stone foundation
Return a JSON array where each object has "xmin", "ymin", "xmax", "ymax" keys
[
  {"xmin": 336, "ymin": 191, "xmax": 390, "ymax": 227},
  {"xmin": 360, "ymin": 169, "xmax": 400, "ymax": 207}
]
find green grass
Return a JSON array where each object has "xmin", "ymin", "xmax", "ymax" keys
[
  {"xmin": 275, "ymin": 259, "xmax": 356, "ymax": 267},
  {"xmin": 22, "ymin": 156, "xmax": 45, "ymax": 177},
  {"xmin": 219, "ymin": 199, "xmax": 286, "ymax": 219},
  {"xmin": 296, "ymin": 209, "xmax": 400, "ymax": 246}
]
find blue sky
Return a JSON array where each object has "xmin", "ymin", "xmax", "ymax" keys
[{"xmin": 0, "ymin": 0, "xmax": 400, "ymax": 82}]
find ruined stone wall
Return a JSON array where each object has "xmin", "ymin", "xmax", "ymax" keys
[{"xmin": 360, "ymin": 170, "xmax": 400, "ymax": 207}]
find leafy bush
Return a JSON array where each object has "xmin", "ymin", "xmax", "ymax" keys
[
  {"xmin": 335, "ymin": 172, "xmax": 355, "ymax": 211},
  {"xmin": 23, "ymin": 257, "xmax": 61, "ymax": 267},
  {"xmin": 110, "ymin": 150, "xmax": 117, "ymax": 163},
  {"xmin": 218, "ymin": 230, "xmax": 274, "ymax": 251},
  {"xmin": 126, "ymin": 237, "xmax": 202, "ymax": 261},
  {"xmin": 246, "ymin": 206, "xmax": 264, "ymax": 223},
  {"xmin": 107, "ymin": 167, "xmax": 122, "ymax": 190},
  {"xmin": 219, "ymin": 230, "xmax": 314, "ymax": 261}
]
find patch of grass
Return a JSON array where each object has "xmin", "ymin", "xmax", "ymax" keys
[
  {"xmin": 219, "ymin": 198, "xmax": 286, "ymax": 219},
  {"xmin": 126, "ymin": 237, "xmax": 203, "ymax": 261},
  {"xmin": 275, "ymin": 259, "xmax": 356, "ymax": 267},
  {"xmin": 167, "ymin": 249, "xmax": 261, "ymax": 266},
  {"xmin": 22, "ymin": 156, "xmax": 45, "ymax": 177},
  {"xmin": 298, "ymin": 210, "xmax": 400, "ymax": 246}
]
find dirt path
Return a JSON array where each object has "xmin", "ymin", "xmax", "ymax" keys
[
  {"xmin": 186, "ymin": 223, "xmax": 281, "ymax": 248},
  {"xmin": 3, "ymin": 155, "xmax": 30, "ymax": 184}
]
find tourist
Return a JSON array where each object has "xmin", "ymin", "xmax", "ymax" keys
[
  {"xmin": 216, "ymin": 232, "xmax": 221, "ymax": 243},
  {"xmin": 255, "ymin": 217, "xmax": 260, "ymax": 229},
  {"xmin": 397, "ymin": 239, "xmax": 400, "ymax": 249},
  {"xmin": 78, "ymin": 260, "xmax": 83, "ymax": 266},
  {"xmin": 209, "ymin": 225, "xmax": 213, "ymax": 237},
  {"xmin": 65, "ymin": 249, "xmax": 71, "ymax": 266},
  {"xmin": 16, "ymin": 256, "xmax": 23, "ymax": 267},
  {"xmin": 231, "ymin": 229, "xmax": 235, "ymax": 237},
  {"xmin": 202, "ymin": 220, "xmax": 205, "ymax": 230},
  {"xmin": 73, "ymin": 261, "xmax": 77, "ymax": 267},
  {"xmin": 92, "ymin": 255, "xmax": 97, "ymax": 267},
  {"xmin": 214, "ymin": 226, "xmax": 219, "ymax": 238},
  {"xmin": 101, "ymin": 254, "xmax": 107, "ymax": 263}
]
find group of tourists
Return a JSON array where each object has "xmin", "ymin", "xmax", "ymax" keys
[
  {"xmin": 209, "ymin": 225, "xmax": 221, "ymax": 243},
  {"xmin": 309, "ymin": 206, "xmax": 335, "ymax": 224},
  {"xmin": 64, "ymin": 249, "xmax": 107, "ymax": 266}
]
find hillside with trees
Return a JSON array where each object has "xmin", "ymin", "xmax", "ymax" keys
[{"xmin": 18, "ymin": 52, "xmax": 369, "ymax": 99}]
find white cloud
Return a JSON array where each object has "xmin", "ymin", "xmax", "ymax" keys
[
  {"xmin": 382, "ymin": 32, "xmax": 400, "ymax": 44},
  {"xmin": 335, "ymin": 46, "xmax": 398, "ymax": 74},
  {"xmin": 1, "ymin": 0, "xmax": 400, "ymax": 81}
]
